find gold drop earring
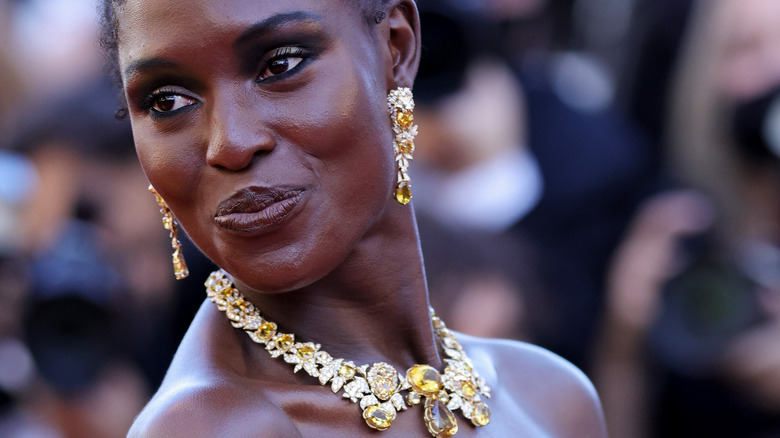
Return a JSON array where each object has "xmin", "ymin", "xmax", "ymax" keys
[
  {"xmin": 387, "ymin": 87, "xmax": 418, "ymax": 205},
  {"xmin": 149, "ymin": 185, "xmax": 189, "ymax": 280}
]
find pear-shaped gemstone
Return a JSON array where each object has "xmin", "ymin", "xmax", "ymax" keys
[
  {"xmin": 424, "ymin": 397, "xmax": 458, "ymax": 437},
  {"xmin": 396, "ymin": 182, "xmax": 412, "ymax": 205},
  {"xmin": 471, "ymin": 402, "xmax": 491, "ymax": 427},
  {"xmin": 172, "ymin": 247, "xmax": 189, "ymax": 279}
]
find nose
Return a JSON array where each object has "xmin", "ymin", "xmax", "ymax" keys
[{"xmin": 205, "ymin": 88, "xmax": 276, "ymax": 171}]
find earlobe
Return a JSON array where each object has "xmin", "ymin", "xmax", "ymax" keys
[{"xmin": 385, "ymin": 0, "xmax": 421, "ymax": 90}]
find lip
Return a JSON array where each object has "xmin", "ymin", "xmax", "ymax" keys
[{"xmin": 213, "ymin": 186, "xmax": 305, "ymax": 234}]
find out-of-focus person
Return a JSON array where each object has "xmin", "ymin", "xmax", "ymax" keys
[
  {"xmin": 595, "ymin": 0, "xmax": 780, "ymax": 436},
  {"xmin": 413, "ymin": 0, "xmax": 656, "ymax": 369},
  {"xmin": 0, "ymin": 0, "xmax": 25, "ymax": 135},
  {"xmin": 0, "ymin": 2, "xmax": 211, "ymax": 437},
  {"xmin": 3, "ymin": 78, "xmax": 152, "ymax": 438},
  {"xmin": 5, "ymin": 0, "xmax": 103, "ymax": 100},
  {"xmin": 2, "ymin": 77, "xmax": 211, "ymax": 438},
  {"xmin": 617, "ymin": 0, "xmax": 695, "ymax": 168}
]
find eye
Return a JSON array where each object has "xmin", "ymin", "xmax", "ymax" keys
[
  {"xmin": 139, "ymin": 85, "xmax": 199, "ymax": 119},
  {"xmin": 150, "ymin": 93, "xmax": 197, "ymax": 114},
  {"xmin": 257, "ymin": 46, "xmax": 308, "ymax": 82}
]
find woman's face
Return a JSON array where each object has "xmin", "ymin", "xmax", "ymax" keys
[
  {"xmin": 117, "ymin": 0, "xmax": 405, "ymax": 291},
  {"xmin": 718, "ymin": 0, "xmax": 780, "ymax": 100}
]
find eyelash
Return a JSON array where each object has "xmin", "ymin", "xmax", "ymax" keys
[
  {"xmin": 141, "ymin": 86, "xmax": 198, "ymax": 120},
  {"xmin": 257, "ymin": 46, "xmax": 310, "ymax": 83}
]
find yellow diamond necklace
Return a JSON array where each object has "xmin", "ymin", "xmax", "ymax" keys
[{"xmin": 205, "ymin": 269, "xmax": 491, "ymax": 436}]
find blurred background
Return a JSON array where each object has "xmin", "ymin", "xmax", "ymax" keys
[{"xmin": 1, "ymin": 0, "xmax": 779, "ymax": 436}]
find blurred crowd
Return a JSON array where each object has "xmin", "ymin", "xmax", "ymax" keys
[{"xmin": 1, "ymin": 0, "xmax": 779, "ymax": 437}]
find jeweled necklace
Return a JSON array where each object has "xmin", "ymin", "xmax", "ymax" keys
[{"xmin": 205, "ymin": 269, "xmax": 491, "ymax": 436}]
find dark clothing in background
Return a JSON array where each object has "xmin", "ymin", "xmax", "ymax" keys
[
  {"xmin": 618, "ymin": 0, "xmax": 695, "ymax": 168},
  {"xmin": 512, "ymin": 61, "xmax": 657, "ymax": 370}
]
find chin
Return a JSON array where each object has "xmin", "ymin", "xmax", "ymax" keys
[{"xmin": 219, "ymin": 251, "xmax": 334, "ymax": 294}]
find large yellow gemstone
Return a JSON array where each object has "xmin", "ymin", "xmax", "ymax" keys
[
  {"xmin": 172, "ymin": 248, "xmax": 189, "ymax": 279},
  {"xmin": 339, "ymin": 364, "xmax": 356, "ymax": 379},
  {"xmin": 396, "ymin": 111, "xmax": 414, "ymax": 128},
  {"xmin": 460, "ymin": 381, "xmax": 477, "ymax": 398},
  {"xmin": 256, "ymin": 322, "xmax": 277, "ymax": 342},
  {"xmin": 276, "ymin": 334, "xmax": 294, "ymax": 351},
  {"xmin": 296, "ymin": 345, "xmax": 315, "ymax": 359},
  {"xmin": 396, "ymin": 182, "xmax": 412, "ymax": 205},
  {"xmin": 407, "ymin": 364, "xmax": 443, "ymax": 396},
  {"xmin": 363, "ymin": 404, "xmax": 395, "ymax": 431},
  {"xmin": 424, "ymin": 397, "xmax": 458, "ymax": 437},
  {"xmin": 471, "ymin": 402, "xmax": 491, "ymax": 427}
]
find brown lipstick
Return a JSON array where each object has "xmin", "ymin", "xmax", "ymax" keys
[{"xmin": 214, "ymin": 186, "xmax": 304, "ymax": 234}]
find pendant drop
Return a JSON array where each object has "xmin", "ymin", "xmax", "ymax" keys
[
  {"xmin": 424, "ymin": 397, "xmax": 458, "ymax": 437},
  {"xmin": 172, "ymin": 246, "xmax": 189, "ymax": 280},
  {"xmin": 395, "ymin": 181, "xmax": 412, "ymax": 204},
  {"xmin": 471, "ymin": 402, "xmax": 491, "ymax": 427}
]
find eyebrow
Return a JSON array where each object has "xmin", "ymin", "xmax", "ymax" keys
[
  {"xmin": 122, "ymin": 11, "xmax": 323, "ymax": 80},
  {"xmin": 234, "ymin": 11, "xmax": 323, "ymax": 47},
  {"xmin": 123, "ymin": 58, "xmax": 179, "ymax": 81}
]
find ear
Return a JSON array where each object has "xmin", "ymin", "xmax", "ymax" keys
[{"xmin": 382, "ymin": 0, "xmax": 421, "ymax": 90}]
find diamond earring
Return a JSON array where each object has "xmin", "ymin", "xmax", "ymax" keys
[
  {"xmin": 387, "ymin": 87, "xmax": 418, "ymax": 205},
  {"xmin": 149, "ymin": 185, "xmax": 189, "ymax": 280}
]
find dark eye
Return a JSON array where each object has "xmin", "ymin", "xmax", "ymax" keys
[
  {"xmin": 151, "ymin": 94, "xmax": 197, "ymax": 113},
  {"xmin": 257, "ymin": 47, "xmax": 307, "ymax": 82}
]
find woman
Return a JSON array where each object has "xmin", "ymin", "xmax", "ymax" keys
[
  {"xmin": 595, "ymin": 0, "xmax": 780, "ymax": 436},
  {"xmin": 101, "ymin": 0, "xmax": 606, "ymax": 436}
]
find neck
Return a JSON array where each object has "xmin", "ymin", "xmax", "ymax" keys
[{"xmin": 230, "ymin": 205, "xmax": 441, "ymax": 370}]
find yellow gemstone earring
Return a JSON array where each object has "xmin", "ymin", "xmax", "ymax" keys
[
  {"xmin": 387, "ymin": 87, "xmax": 418, "ymax": 205},
  {"xmin": 149, "ymin": 185, "xmax": 189, "ymax": 280}
]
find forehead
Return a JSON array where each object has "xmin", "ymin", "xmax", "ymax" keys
[
  {"xmin": 117, "ymin": 0, "xmax": 359, "ymax": 25},
  {"xmin": 116, "ymin": 0, "xmax": 363, "ymax": 66}
]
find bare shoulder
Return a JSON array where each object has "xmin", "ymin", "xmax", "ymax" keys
[
  {"xmin": 128, "ymin": 303, "xmax": 302, "ymax": 438},
  {"xmin": 127, "ymin": 376, "xmax": 302, "ymax": 438},
  {"xmin": 458, "ymin": 333, "xmax": 607, "ymax": 438}
]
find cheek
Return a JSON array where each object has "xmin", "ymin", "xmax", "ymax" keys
[
  {"xmin": 284, "ymin": 76, "xmax": 396, "ymax": 207},
  {"xmin": 132, "ymin": 124, "xmax": 204, "ymax": 221},
  {"xmin": 329, "ymin": 107, "xmax": 395, "ymax": 212}
]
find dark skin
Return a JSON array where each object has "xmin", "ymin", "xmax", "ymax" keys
[{"xmin": 118, "ymin": 0, "xmax": 607, "ymax": 436}]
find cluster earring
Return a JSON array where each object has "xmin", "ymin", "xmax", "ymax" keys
[
  {"xmin": 387, "ymin": 87, "xmax": 418, "ymax": 205},
  {"xmin": 149, "ymin": 185, "xmax": 189, "ymax": 280}
]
